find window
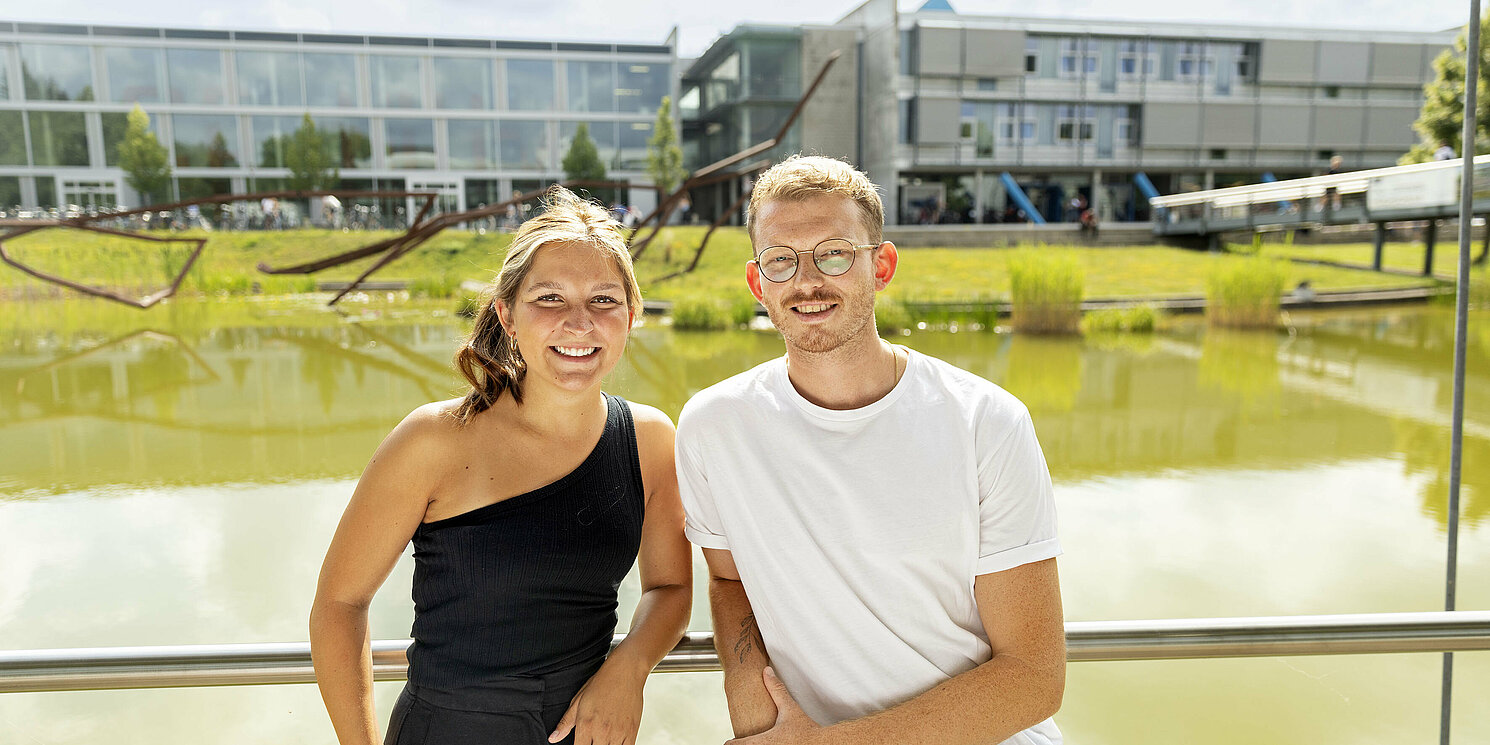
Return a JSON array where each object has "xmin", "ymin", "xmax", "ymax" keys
[
  {"xmin": 566, "ymin": 60, "xmax": 615, "ymax": 113},
  {"xmin": 21, "ymin": 43, "xmax": 94, "ymax": 101},
  {"xmin": 29, "ymin": 111, "xmax": 89, "ymax": 165},
  {"xmin": 448, "ymin": 119, "xmax": 497, "ymax": 169},
  {"xmin": 560, "ymin": 120, "xmax": 617, "ymax": 168},
  {"xmin": 0, "ymin": 111, "xmax": 27, "ymax": 164},
  {"xmin": 434, "ymin": 57, "xmax": 492, "ymax": 110},
  {"xmin": 1056, "ymin": 105, "xmax": 1093, "ymax": 143},
  {"xmin": 304, "ymin": 53, "xmax": 359, "ymax": 107},
  {"xmin": 317, "ymin": 117, "xmax": 373, "ymax": 168},
  {"xmin": 167, "ymin": 48, "xmax": 224, "ymax": 104},
  {"xmin": 384, "ymin": 118, "xmax": 436, "ymax": 168},
  {"xmin": 1175, "ymin": 42, "xmax": 1212, "ymax": 82},
  {"xmin": 250, "ymin": 115, "xmax": 300, "ymax": 167},
  {"xmin": 616, "ymin": 62, "xmax": 670, "ymax": 114},
  {"xmin": 976, "ymin": 78, "xmax": 997, "ymax": 91},
  {"xmin": 1118, "ymin": 40, "xmax": 1154, "ymax": 80},
  {"xmin": 1058, "ymin": 38, "xmax": 1096, "ymax": 79},
  {"xmin": 618, "ymin": 120, "xmax": 652, "ymax": 170},
  {"xmin": 171, "ymin": 114, "xmax": 239, "ymax": 167},
  {"xmin": 103, "ymin": 47, "xmax": 163, "ymax": 103},
  {"xmin": 1210, "ymin": 148, "xmax": 1227, "ymax": 160},
  {"xmin": 500, "ymin": 119, "xmax": 550, "ymax": 169},
  {"xmin": 745, "ymin": 39, "xmax": 799, "ymax": 99},
  {"xmin": 506, "ymin": 58, "xmax": 555, "ymax": 111},
  {"xmin": 237, "ymin": 51, "xmax": 303, "ymax": 107},
  {"xmin": 1025, "ymin": 38, "xmax": 1039, "ymax": 74},
  {"xmin": 370, "ymin": 55, "xmax": 422, "ymax": 108},
  {"xmin": 100, "ymin": 110, "xmax": 142, "ymax": 166}
]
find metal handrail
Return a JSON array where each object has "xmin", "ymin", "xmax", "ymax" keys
[
  {"xmin": 1150, "ymin": 155, "xmax": 1490, "ymax": 209},
  {"xmin": 3, "ymin": 611, "xmax": 1487, "ymax": 694}
]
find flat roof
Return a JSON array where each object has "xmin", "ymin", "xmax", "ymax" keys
[
  {"xmin": 0, "ymin": 20, "xmax": 672, "ymax": 54},
  {"xmin": 903, "ymin": 11, "xmax": 1457, "ymax": 45}
]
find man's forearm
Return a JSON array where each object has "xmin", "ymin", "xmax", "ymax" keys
[
  {"xmin": 709, "ymin": 576, "xmax": 777, "ymax": 737},
  {"xmin": 824, "ymin": 652, "xmax": 1064, "ymax": 745}
]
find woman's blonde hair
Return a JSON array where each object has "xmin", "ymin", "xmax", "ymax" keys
[
  {"xmin": 746, "ymin": 155, "xmax": 885, "ymax": 244},
  {"xmin": 452, "ymin": 185, "xmax": 641, "ymax": 423}
]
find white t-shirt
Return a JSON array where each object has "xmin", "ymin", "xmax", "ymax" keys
[{"xmin": 677, "ymin": 348, "xmax": 1062, "ymax": 744}]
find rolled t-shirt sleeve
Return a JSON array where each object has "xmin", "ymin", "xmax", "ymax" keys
[
  {"xmin": 675, "ymin": 416, "xmax": 730, "ymax": 550},
  {"xmin": 976, "ymin": 404, "xmax": 1061, "ymax": 574}
]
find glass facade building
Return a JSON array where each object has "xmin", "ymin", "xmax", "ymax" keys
[{"xmin": 0, "ymin": 21, "xmax": 675, "ymax": 213}]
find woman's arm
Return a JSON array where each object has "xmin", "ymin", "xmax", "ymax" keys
[
  {"xmin": 549, "ymin": 404, "xmax": 693, "ymax": 745},
  {"xmin": 310, "ymin": 406, "xmax": 448, "ymax": 745}
]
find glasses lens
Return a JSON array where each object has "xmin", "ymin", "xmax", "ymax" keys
[
  {"xmin": 813, "ymin": 239, "xmax": 856, "ymax": 276},
  {"xmin": 758, "ymin": 246, "xmax": 798, "ymax": 282}
]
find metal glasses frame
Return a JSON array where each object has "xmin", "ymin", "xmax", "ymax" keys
[{"xmin": 752, "ymin": 238, "xmax": 879, "ymax": 283}]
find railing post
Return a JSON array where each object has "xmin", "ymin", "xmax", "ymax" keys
[
  {"xmin": 1374, "ymin": 223, "xmax": 1387, "ymax": 271},
  {"xmin": 1425, "ymin": 219, "xmax": 1438, "ymax": 277}
]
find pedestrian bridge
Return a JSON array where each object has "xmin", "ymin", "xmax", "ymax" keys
[{"xmin": 1150, "ymin": 156, "xmax": 1490, "ymax": 269}]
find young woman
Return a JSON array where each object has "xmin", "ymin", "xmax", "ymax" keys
[{"xmin": 310, "ymin": 186, "xmax": 690, "ymax": 745}]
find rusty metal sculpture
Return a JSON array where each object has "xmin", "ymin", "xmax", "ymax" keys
[{"xmin": 0, "ymin": 50, "xmax": 841, "ymax": 309}]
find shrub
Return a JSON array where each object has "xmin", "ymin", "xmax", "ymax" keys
[
  {"xmin": 1007, "ymin": 249, "xmax": 1084, "ymax": 334},
  {"xmin": 1082, "ymin": 304, "xmax": 1158, "ymax": 335},
  {"xmin": 256, "ymin": 275, "xmax": 318, "ymax": 295},
  {"xmin": 876, "ymin": 296, "xmax": 913, "ymax": 335},
  {"xmin": 408, "ymin": 274, "xmax": 462, "ymax": 299},
  {"xmin": 670, "ymin": 294, "xmax": 735, "ymax": 331},
  {"xmin": 728, "ymin": 295, "xmax": 760, "ymax": 326},
  {"xmin": 1207, "ymin": 258, "xmax": 1286, "ymax": 328}
]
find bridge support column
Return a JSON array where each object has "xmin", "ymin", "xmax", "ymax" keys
[
  {"xmin": 1373, "ymin": 223, "xmax": 1387, "ymax": 271},
  {"xmin": 1424, "ymin": 219, "xmax": 1437, "ymax": 277}
]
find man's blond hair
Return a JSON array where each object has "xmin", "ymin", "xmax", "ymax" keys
[{"xmin": 747, "ymin": 155, "xmax": 884, "ymax": 245}]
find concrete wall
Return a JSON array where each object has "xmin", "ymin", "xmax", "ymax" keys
[
  {"xmin": 800, "ymin": 28, "xmax": 860, "ymax": 162},
  {"xmin": 840, "ymin": 0, "xmax": 900, "ymax": 224}
]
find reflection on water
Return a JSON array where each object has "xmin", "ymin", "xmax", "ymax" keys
[{"xmin": 0, "ymin": 301, "xmax": 1488, "ymax": 744}]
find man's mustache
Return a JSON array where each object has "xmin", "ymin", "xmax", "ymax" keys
[{"xmin": 780, "ymin": 292, "xmax": 842, "ymax": 307}]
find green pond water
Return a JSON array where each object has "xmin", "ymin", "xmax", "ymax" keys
[{"xmin": 0, "ymin": 297, "xmax": 1487, "ymax": 744}]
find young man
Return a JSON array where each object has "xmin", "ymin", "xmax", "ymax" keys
[{"xmin": 676, "ymin": 155, "xmax": 1065, "ymax": 745}]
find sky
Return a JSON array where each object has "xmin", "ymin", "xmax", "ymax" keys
[{"xmin": 4, "ymin": 0, "xmax": 1472, "ymax": 58}]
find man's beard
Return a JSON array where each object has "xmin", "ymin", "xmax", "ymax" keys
[{"xmin": 764, "ymin": 285, "xmax": 878, "ymax": 354}]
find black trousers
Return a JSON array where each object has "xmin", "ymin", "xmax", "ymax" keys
[{"xmin": 386, "ymin": 658, "xmax": 603, "ymax": 745}]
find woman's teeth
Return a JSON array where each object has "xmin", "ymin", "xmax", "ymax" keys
[{"xmin": 554, "ymin": 346, "xmax": 598, "ymax": 357}]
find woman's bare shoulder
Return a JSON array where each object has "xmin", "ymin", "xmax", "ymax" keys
[{"xmin": 379, "ymin": 398, "xmax": 471, "ymax": 460}]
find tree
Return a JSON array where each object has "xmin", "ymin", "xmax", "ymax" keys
[
  {"xmin": 562, "ymin": 122, "xmax": 608, "ymax": 183},
  {"xmin": 284, "ymin": 114, "xmax": 340, "ymax": 191},
  {"xmin": 116, "ymin": 105, "xmax": 171, "ymax": 205},
  {"xmin": 646, "ymin": 96, "xmax": 687, "ymax": 194},
  {"xmin": 1402, "ymin": 17, "xmax": 1490, "ymax": 164}
]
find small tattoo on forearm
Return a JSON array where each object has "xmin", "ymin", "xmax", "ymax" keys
[{"xmin": 734, "ymin": 613, "xmax": 763, "ymax": 664}]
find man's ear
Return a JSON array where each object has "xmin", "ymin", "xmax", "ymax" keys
[
  {"xmin": 872, "ymin": 242, "xmax": 898, "ymax": 291},
  {"xmin": 745, "ymin": 259, "xmax": 765, "ymax": 301}
]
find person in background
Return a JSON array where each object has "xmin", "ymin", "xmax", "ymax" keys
[
  {"xmin": 677, "ymin": 155, "xmax": 1065, "ymax": 745},
  {"xmin": 311, "ymin": 185, "xmax": 691, "ymax": 745},
  {"xmin": 1434, "ymin": 141, "xmax": 1457, "ymax": 161}
]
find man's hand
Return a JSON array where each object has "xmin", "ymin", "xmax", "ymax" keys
[{"xmin": 726, "ymin": 668, "xmax": 823, "ymax": 745}]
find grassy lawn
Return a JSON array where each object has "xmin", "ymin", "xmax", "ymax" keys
[
  {"xmin": 1251, "ymin": 239, "xmax": 1485, "ymax": 279},
  {"xmin": 637, "ymin": 229, "xmax": 1439, "ymax": 305},
  {"xmin": 0, "ymin": 226, "xmax": 1443, "ymax": 307}
]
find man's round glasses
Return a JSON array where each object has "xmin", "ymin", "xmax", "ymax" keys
[{"xmin": 753, "ymin": 239, "xmax": 878, "ymax": 283}]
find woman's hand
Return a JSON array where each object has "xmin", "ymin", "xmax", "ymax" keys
[{"xmin": 548, "ymin": 658, "xmax": 647, "ymax": 745}]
